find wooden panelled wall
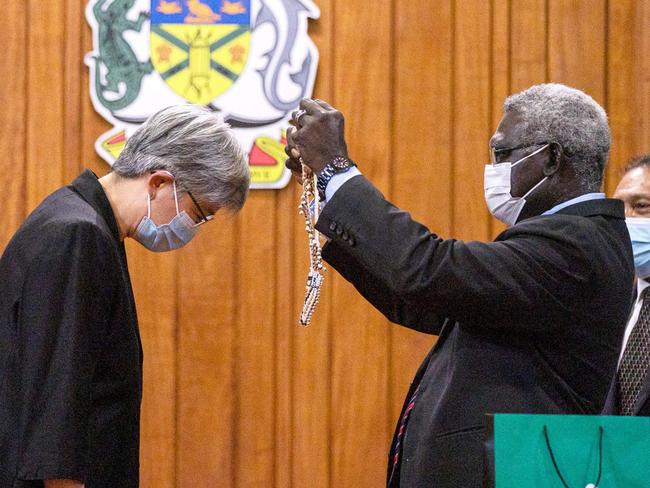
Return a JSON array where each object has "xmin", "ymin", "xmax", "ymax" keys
[{"xmin": 1, "ymin": 1, "xmax": 650, "ymax": 486}]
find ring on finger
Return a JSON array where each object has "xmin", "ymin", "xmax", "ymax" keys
[{"xmin": 294, "ymin": 109, "xmax": 307, "ymax": 124}]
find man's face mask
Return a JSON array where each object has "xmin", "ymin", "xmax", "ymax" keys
[
  {"xmin": 484, "ymin": 143, "xmax": 550, "ymax": 226},
  {"xmin": 134, "ymin": 178, "xmax": 197, "ymax": 252},
  {"xmin": 626, "ymin": 217, "xmax": 650, "ymax": 279}
]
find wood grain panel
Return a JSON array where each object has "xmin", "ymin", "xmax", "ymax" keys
[
  {"xmin": 177, "ymin": 220, "xmax": 237, "ymax": 487},
  {"xmin": 491, "ymin": 0, "xmax": 511, "ymax": 133},
  {"xmin": 64, "ymin": 0, "xmax": 83, "ymax": 181},
  {"xmin": 389, "ymin": 0, "xmax": 452, "ymax": 423},
  {"xmin": 633, "ymin": 1, "xmax": 650, "ymax": 155},
  {"xmin": 26, "ymin": 0, "xmax": 65, "ymax": 210},
  {"xmin": 291, "ymin": 185, "xmax": 332, "ymax": 488},
  {"xmin": 274, "ymin": 179, "xmax": 295, "ymax": 488},
  {"xmin": 548, "ymin": 0, "xmax": 606, "ymax": 103},
  {"xmin": 329, "ymin": 1, "xmax": 392, "ymax": 486},
  {"xmin": 234, "ymin": 192, "xmax": 276, "ymax": 488},
  {"xmin": 126, "ymin": 243, "xmax": 177, "ymax": 488},
  {"xmin": 490, "ymin": 0, "xmax": 511, "ymax": 238},
  {"xmin": 0, "ymin": 2, "xmax": 26, "ymax": 249},
  {"xmin": 549, "ymin": 0, "xmax": 607, "ymax": 201},
  {"xmin": 453, "ymin": 0, "xmax": 492, "ymax": 241},
  {"xmin": 4, "ymin": 3, "xmax": 650, "ymax": 487},
  {"xmin": 606, "ymin": 0, "xmax": 635, "ymax": 192},
  {"xmin": 290, "ymin": 2, "xmax": 333, "ymax": 487},
  {"xmin": 510, "ymin": 0, "xmax": 547, "ymax": 93}
]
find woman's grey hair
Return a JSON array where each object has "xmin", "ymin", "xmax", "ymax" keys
[
  {"xmin": 113, "ymin": 104, "xmax": 250, "ymax": 212},
  {"xmin": 504, "ymin": 83, "xmax": 610, "ymax": 190}
]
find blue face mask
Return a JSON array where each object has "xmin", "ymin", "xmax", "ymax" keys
[
  {"xmin": 626, "ymin": 217, "xmax": 650, "ymax": 278},
  {"xmin": 134, "ymin": 180, "xmax": 197, "ymax": 252}
]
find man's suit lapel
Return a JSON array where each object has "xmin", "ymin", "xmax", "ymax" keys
[{"xmin": 431, "ymin": 317, "xmax": 454, "ymax": 353}]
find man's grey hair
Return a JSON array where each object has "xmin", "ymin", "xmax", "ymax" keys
[
  {"xmin": 113, "ymin": 104, "xmax": 250, "ymax": 212},
  {"xmin": 504, "ymin": 83, "xmax": 610, "ymax": 190}
]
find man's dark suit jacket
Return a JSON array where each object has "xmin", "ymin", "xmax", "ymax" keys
[
  {"xmin": 602, "ymin": 283, "xmax": 650, "ymax": 417},
  {"xmin": 315, "ymin": 175, "xmax": 635, "ymax": 488}
]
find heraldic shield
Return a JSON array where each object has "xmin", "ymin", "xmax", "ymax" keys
[{"xmin": 150, "ymin": 0, "xmax": 251, "ymax": 105}]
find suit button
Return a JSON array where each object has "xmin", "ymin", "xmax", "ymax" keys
[
  {"xmin": 336, "ymin": 225, "xmax": 344, "ymax": 235},
  {"xmin": 329, "ymin": 222, "xmax": 337, "ymax": 231},
  {"xmin": 341, "ymin": 231, "xmax": 349, "ymax": 240},
  {"xmin": 349, "ymin": 237, "xmax": 355, "ymax": 246}
]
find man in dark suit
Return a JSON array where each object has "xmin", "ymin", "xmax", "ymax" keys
[
  {"xmin": 285, "ymin": 84, "xmax": 635, "ymax": 487},
  {"xmin": 601, "ymin": 155, "xmax": 650, "ymax": 417}
]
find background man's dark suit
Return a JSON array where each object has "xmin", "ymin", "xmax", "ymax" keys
[
  {"xmin": 600, "ymin": 280, "xmax": 650, "ymax": 419},
  {"xmin": 602, "ymin": 356, "xmax": 650, "ymax": 416},
  {"xmin": 625, "ymin": 362, "xmax": 650, "ymax": 416},
  {"xmin": 315, "ymin": 175, "xmax": 634, "ymax": 487},
  {"xmin": 601, "ymin": 158, "xmax": 650, "ymax": 419}
]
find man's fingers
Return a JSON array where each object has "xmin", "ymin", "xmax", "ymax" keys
[
  {"xmin": 284, "ymin": 127, "xmax": 302, "ymax": 172},
  {"xmin": 291, "ymin": 109, "xmax": 313, "ymax": 127},
  {"xmin": 285, "ymin": 143, "xmax": 301, "ymax": 160},
  {"xmin": 286, "ymin": 159, "xmax": 304, "ymax": 185},
  {"xmin": 300, "ymin": 98, "xmax": 327, "ymax": 116},
  {"xmin": 285, "ymin": 156, "xmax": 301, "ymax": 172},
  {"xmin": 313, "ymin": 99, "xmax": 335, "ymax": 111},
  {"xmin": 286, "ymin": 128, "xmax": 303, "ymax": 163},
  {"xmin": 286, "ymin": 126, "xmax": 297, "ymax": 147},
  {"xmin": 300, "ymin": 97, "xmax": 337, "ymax": 112},
  {"xmin": 286, "ymin": 127, "xmax": 304, "ymax": 159}
]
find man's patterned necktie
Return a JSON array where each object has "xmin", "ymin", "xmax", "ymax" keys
[{"xmin": 618, "ymin": 288, "xmax": 650, "ymax": 415}]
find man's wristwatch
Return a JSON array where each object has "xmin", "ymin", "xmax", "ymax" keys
[{"xmin": 317, "ymin": 156, "xmax": 357, "ymax": 198}]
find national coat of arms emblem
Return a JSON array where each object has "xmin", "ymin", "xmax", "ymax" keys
[{"xmin": 85, "ymin": 0, "xmax": 320, "ymax": 189}]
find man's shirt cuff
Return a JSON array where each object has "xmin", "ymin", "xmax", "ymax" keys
[{"xmin": 324, "ymin": 167, "xmax": 362, "ymax": 203}]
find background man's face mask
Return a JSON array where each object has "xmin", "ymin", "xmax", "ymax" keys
[
  {"xmin": 626, "ymin": 217, "xmax": 650, "ymax": 278},
  {"xmin": 484, "ymin": 144, "xmax": 549, "ymax": 226},
  {"xmin": 134, "ymin": 179, "xmax": 197, "ymax": 252}
]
